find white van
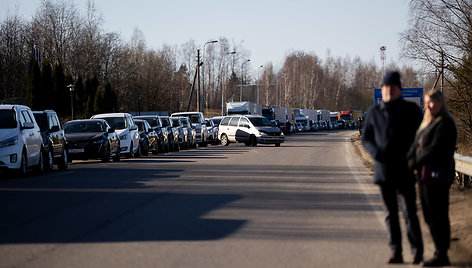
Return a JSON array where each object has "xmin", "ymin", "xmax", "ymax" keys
[
  {"xmin": 91, "ymin": 113, "xmax": 140, "ymax": 157},
  {"xmin": 218, "ymin": 115, "xmax": 284, "ymax": 147},
  {"xmin": 0, "ymin": 105, "xmax": 44, "ymax": 175}
]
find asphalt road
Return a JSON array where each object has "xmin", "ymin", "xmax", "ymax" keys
[{"xmin": 1, "ymin": 130, "xmax": 409, "ymax": 268}]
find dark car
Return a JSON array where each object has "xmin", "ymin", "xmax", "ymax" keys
[
  {"xmin": 134, "ymin": 119, "xmax": 159, "ymax": 156},
  {"xmin": 63, "ymin": 119, "xmax": 120, "ymax": 162},
  {"xmin": 160, "ymin": 116, "xmax": 180, "ymax": 151},
  {"xmin": 179, "ymin": 117, "xmax": 196, "ymax": 148},
  {"xmin": 169, "ymin": 117, "xmax": 187, "ymax": 150},
  {"xmin": 134, "ymin": 115, "xmax": 169, "ymax": 153},
  {"xmin": 33, "ymin": 110, "xmax": 68, "ymax": 171}
]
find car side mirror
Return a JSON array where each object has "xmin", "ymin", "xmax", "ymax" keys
[
  {"xmin": 130, "ymin": 125, "xmax": 138, "ymax": 131},
  {"xmin": 243, "ymin": 124, "xmax": 250, "ymax": 128},
  {"xmin": 50, "ymin": 125, "xmax": 60, "ymax": 132},
  {"xmin": 21, "ymin": 121, "xmax": 35, "ymax": 130}
]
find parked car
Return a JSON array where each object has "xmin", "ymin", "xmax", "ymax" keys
[
  {"xmin": 204, "ymin": 118, "xmax": 219, "ymax": 145},
  {"xmin": 171, "ymin": 112, "xmax": 208, "ymax": 147},
  {"xmin": 181, "ymin": 117, "xmax": 197, "ymax": 148},
  {"xmin": 134, "ymin": 119, "xmax": 159, "ymax": 155},
  {"xmin": 63, "ymin": 119, "xmax": 120, "ymax": 162},
  {"xmin": 336, "ymin": 120, "xmax": 346, "ymax": 129},
  {"xmin": 169, "ymin": 117, "xmax": 187, "ymax": 149},
  {"xmin": 91, "ymin": 113, "xmax": 140, "ymax": 158},
  {"xmin": 0, "ymin": 105, "xmax": 44, "ymax": 175},
  {"xmin": 218, "ymin": 115, "xmax": 284, "ymax": 147},
  {"xmin": 33, "ymin": 110, "xmax": 68, "ymax": 170},
  {"xmin": 134, "ymin": 115, "xmax": 170, "ymax": 153},
  {"xmin": 159, "ymin": 116, "xmax": 179, "ymax": 151}
]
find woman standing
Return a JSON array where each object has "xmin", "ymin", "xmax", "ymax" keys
[{"xmin": 408, "ymin": 89, "xmax": 457, "ymax": 267}]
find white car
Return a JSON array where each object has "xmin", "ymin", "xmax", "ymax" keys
[
  {"xmin": 91, "ymin": 113, "xmax": 140, "ymax": 157},
  {"xmin": 0, "ymin": 105, "xmax": 44, "ymax": 175},
  {"xmin": 218, "ymin": 115, "xmax": 284, "ymax": 147}
]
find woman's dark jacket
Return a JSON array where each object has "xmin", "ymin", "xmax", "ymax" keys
[
  {"xmin": 362, "ymin": 98, "xmax": 423, "ymax": 185},
  {"xmin": 407, "ymin": 110, "xmax": 457, "ymax": 183}
]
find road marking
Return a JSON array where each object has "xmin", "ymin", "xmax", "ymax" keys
[{"xmin": 344, "ymin": 137, "xmax": 385, "ymax": 228}]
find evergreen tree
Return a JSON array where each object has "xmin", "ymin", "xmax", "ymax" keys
[
  {"xmin": 93, "ymin": 86, "xmax": 103, "ymax": 114},
  {"xmin": 25, "ymin": 57, "xmax": 41, "ymax": 109},
  {"xmin": 65, "ymin": 72, "xmax": 74, "ymax": 118},
  {"xmin": 52, "ymin": 63, "xmax": 66, "ymax": 115},
  {"xmin": 103, "ymin": 82, "xmax": 117, "ymax": 112},
  {"xmin": 75, "ymin": 76, "xmax": 85, "ymax": 116},
  {"xmin": 41, "ymin": 61, "xmax": 53, "ymax": 110},
  {"xmin": 84, "ymin": 75, "xmax": 99, "ymax": 112},
  {"xmin": 84, "ymin": 96, "xmax": 93, "ymax": 118}
]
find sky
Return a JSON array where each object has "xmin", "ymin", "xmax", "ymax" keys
[{"xmin": 2, "ymin": 0, "xmax": 412, "ymax": 74}]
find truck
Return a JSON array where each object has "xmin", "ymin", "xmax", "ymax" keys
[
  {"xmin": 316, "ymin": 110, "xmax": 330, "ymax": 122},
  {"xmin": 226, "ymin": 101, "xmax": 262, "ymax": 116},
  {"xmin": 262, "ymin": 105, "xmax": 287, "ymax": 123}
]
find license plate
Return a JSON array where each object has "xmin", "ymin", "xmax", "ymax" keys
[{"xmin": 69, "ymin": 148, "xmax": 84, "ymax": 153}]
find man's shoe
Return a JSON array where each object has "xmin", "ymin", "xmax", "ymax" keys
[
  {"xmin": 422, "ymin": 256, "xmax": 450, "ymax": 267},
  {"xmin": 412, "ymin": 255, "xmax": 423, "ymax": 264},
  {"xmin": 388, "ymin": 254, "xmax": 403, "ymax": 264}
]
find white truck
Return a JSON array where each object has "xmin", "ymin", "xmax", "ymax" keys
[
  {"xmin": 262, "ymin": 106, "xmax": 288, "ymax": 123},
  {"xmin": 317, "ymin": 110, "xmax": 330, "ymax": 122},
  {"xmin": 226, "ymin": 101, "xmax": 262, "ymax": 116}
]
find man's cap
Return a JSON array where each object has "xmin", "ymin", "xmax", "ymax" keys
[{"xmin": 381, "ymin": 71, "xmax": 402, "ymax": 89}]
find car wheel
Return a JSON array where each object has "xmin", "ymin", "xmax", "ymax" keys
[
  {"xmin": 275, "ymin": 143, "xmax": 281, "ymax": 147},
  {"xmin": 112, "ymin": 147, "xmax": 121, "ymax": 162},
  {"xmin": 126, "ymin": 142, "xmax": 134, "ymax": 158},
  {"xmin": 142, "ymin": 142, "xmax": 149, "ymax": 156},
  {"xmin": 17, "ymin": 150, "xmax": 28, "ymax": 177},
  {"xmin": 244, "ymin": 141, "xmax": 251, "ymax": 146},
  {"xmin": 58, "ymin": 149, "xmax": 68, "ymax": 170},
  {"xmin": 220, "ymin": 134, "xmax": 229, "ymax": 146},
  {"xmin": 101, "ymin": 145, "xmax": 111, "ymax": 163},
  {"xmin": 44, "ymin": 147, "xmax": 53, "ymax": 171},
  {"xmin": 250, "ymin": 135, "xmax": 257, "ymax": 147}
]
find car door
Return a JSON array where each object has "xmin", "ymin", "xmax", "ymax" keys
[
  {"xmin": 235, "ymin": 117, "xmax": 251, "ymax": 142},
  {"xmin": 226, "ymin": 117, "xmax": 240, "ymax": 142},
  {"xmin": 49, "ymin": 113, "xmax": 64, "ymax": 157},
  {"xmin": 20, "ymin": 109, "xmax": 41, "ymax": 167}
]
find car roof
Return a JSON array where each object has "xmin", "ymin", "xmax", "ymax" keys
[
  {"xmin": 171, "ymin": 112, "xmax": 201, "ymax": 116},
  {"xmin": 64, "ymin": 119, "xmax": 107, "ymax": 124},
  {"xmin": 92, "ymin": 113, "xmax": 129, "ymax": 118},
  {"xmin": 0, "ymin": 104, "xmax": 30, "ymax": 110}
]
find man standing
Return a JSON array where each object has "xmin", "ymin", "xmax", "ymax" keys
[{"xmin": 362, "ymin": 71, "xmax": 424, "ymax": 264}]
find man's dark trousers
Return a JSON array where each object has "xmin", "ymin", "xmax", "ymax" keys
[{"xmin": 379, "ymin": 180, "xmax": 423, "ymax": 257}]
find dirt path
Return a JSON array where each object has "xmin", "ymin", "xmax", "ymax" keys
[{"xmin": 351, "ymin": 133, "xmax": 472, "ymax": 267}]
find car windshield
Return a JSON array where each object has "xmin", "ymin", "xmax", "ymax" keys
[
  {"xmin": 64, "ymin": 121, "xmax": 104, "ymax": 133},
  {"xmin": 211, "ymin": 118, "xmax": 221, "ymax": 126},
  {"xmin": 142, "ymin": 118, "xmax": 158, "ymax": 128},
  {"xmin": 135, "ymin": 121, "xmax": 145, "ymax": 132},
  {"xmin": 181, "ymin": 119, "xmax": 188, "ymax": 127},
  {"xmin": 249, "ymin": 117, "xmax": 274, "ymax": 127},
  {"xmin": 102, "ymin": 117, "xmax": 127, "ymax": 130},
  {"xmin": 160, "ymin": 118, "xmax": 169, "ymax": 127},
  {"xmin": 33, "ymin": 114, "xmax": 48, "ymax": 131},
  {"xmin": 189, "ymin": 114, "xmax": 200, "ymax": 124},
  {"xmin": 0, "ymin": 110, "xmax": 17, "ymax": 129},
  {"xmin": 170, "ymin": 118, "xmax": 180, "ymax": 126}
]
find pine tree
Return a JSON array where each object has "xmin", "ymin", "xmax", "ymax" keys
[
  {"xmin": 41, "ymin": 61, "xmax": 53, "ymax": 110},
  {"xmin": 76, "ymin": 76, "xmax": 85, "ymax": 116},
  {"xmin": 25, "ymin": 56, "xmax": 41, "ymax": 109},
  {"xmin": 52, "ymin": 63, "xmax": 66, "ymax": 115},
  {"xmin": 93, "ymin": 87, "xmax": 103, "ymax": 114},
  {"xmin": 103, "ymin": 82, "xmax": 117, "ymax": 112}
]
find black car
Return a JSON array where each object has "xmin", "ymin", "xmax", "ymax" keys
[
  {"xmin": 33, "ymin": 110, "xmax": 68, "ymax": 170},
  {"xmin": 134, "ymin": 115, "xmax": 169, "ymax": 153},
  {"xmin": 159, "ymin": 116, "xmax": 180, "ymax": 151},
  {"xmin": 63, "ymin": 119, "xmax": 120, "ymax": 162},
  {"xmin": 134, "ymin": 119, "xmax": 159, "ymax": 155}
]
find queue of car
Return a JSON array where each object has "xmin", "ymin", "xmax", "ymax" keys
[{"xmin": 1, "ymin": 105, "xmax": 291, "ymax": 176}]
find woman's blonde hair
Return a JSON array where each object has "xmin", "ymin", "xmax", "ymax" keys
[{"xmin": 418, "ymin": 89, "xmax": 449, "ymax": 132}]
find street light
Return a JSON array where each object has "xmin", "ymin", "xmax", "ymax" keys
[
  {"xmin": 67, "ymin": 84, "xmax": 75, "ymax": 120},
  {"xmin": 222, "ymin": 51, "xmax": 237, "ymax": 115},
  {"xmin": 240, "ymin": 59, "xmax": 250, "ymax": 102},
  {"xmin": 257, "ymin": 65, "xmax": 263, "ymax": 104},
  {"xmin": 201, "ymin": 40, "xmax": 218, "ymax": 112}
]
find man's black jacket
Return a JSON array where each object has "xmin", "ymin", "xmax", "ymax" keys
[{"xmin": 362, "ymin": 98, "xmax": 423, "ymax": 184}]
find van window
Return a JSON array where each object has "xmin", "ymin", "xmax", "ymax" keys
[
  {"xmin": 239, "ymin": 117, "xmax": 249, "ymax": 127},
  {"xmin": 229, "ymin": 117, "xmax": 239, "ymax": 127},
  {"xmin": 220, "ymin": 117, "xmax": 230, "ymax": 126},
  {"xmin": 0, "ymin": 110, "xmax": 17, "ymax": 129},
  {"xmin": 21, "ymin": 110, "xmax": 33, "ymax": 123}
]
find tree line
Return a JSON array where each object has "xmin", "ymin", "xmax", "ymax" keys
[{"xmin": 1, "ymin": 0, "xmax": 469, "ymax": 154}]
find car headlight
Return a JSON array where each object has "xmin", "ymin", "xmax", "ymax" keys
[
  {"xmin": 0, "ymin": 136, "xmax": 18, "ymax": 148},
  {"xmin": 119, "ymin": 134, "xmax": 127, "ymax": 140}
]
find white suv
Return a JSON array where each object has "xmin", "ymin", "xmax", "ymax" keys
[
  {"xmin": 218, "ymin": 115, "xmax": 284, "ymax": 147},
  {"xmin": 0, "ymin": 105, "xmax": 44, "ymax": 175},
  {"xmin": 91, "ymin": 113, "xmax": 140, "ymax": 157}
]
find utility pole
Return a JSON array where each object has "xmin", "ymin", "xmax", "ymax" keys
[{"xmin": 197, "ymin": 49, "xmax": 201, "ymax": 112}]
